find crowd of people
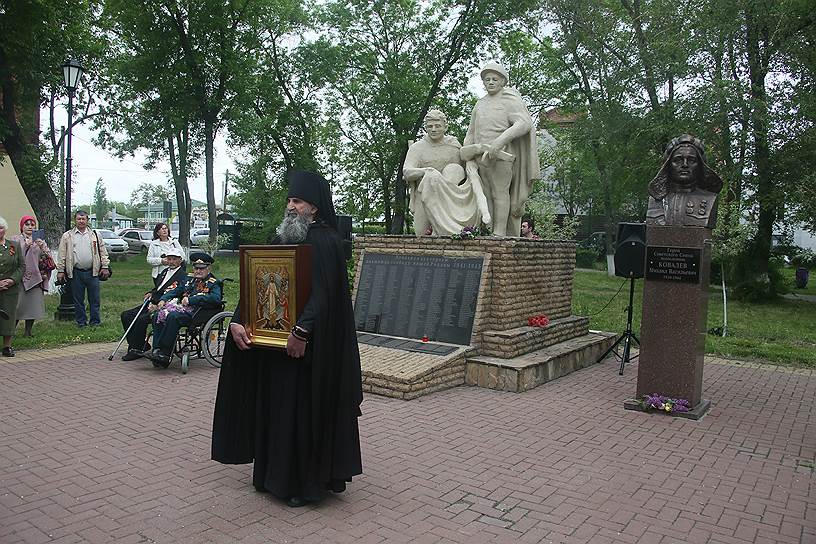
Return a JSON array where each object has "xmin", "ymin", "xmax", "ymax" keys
[{"xmin": 0, "ymin": 212, "xmax": 197, "ymax": 357}]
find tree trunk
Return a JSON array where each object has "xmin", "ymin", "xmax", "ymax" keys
[
  {"xmin": 390, "ymin": 144, "xmax": 409, "ymax": 234},
  {"xmin": 1, "ymin": 64, "xmax": 62, "ymax": 245},
  {"xmin": 204, "ymin": 116, "xmax": 218, "ymax": 247},
  {"xmin": 167, "ymin": 128, "xmax": 192, "ymax": 247},
  {"xmin": 745, "ymin": 1, "xmax": 774, "ymax": 276}
]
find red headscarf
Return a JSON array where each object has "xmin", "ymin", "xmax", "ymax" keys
[{"xmin": 19, "ymin": 215, "xmax": 36, "ymax": 232}]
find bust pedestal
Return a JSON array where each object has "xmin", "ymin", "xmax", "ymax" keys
[{"xmin": 632, "ymin": 225, "xmax": 712, "ymax": 418}]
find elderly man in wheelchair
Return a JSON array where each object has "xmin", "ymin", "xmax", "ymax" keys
[{"xmin": 146, "ymin": 252, "xmax": 222, "ymax": 368}]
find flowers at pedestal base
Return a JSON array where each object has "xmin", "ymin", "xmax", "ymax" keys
[
  {"xmin": 450, "ymin": 225, "xmax": 491, "ymax": 240},
  {"xmin": 638, "ymin": 394, "xmax": 691, "ymax": 413},
  {"xmin": 527, "ymin": 315, "xmax": 549, "ymax": 327}
]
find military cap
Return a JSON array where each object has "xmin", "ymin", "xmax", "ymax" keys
[
  {"xmin": 189, "ymin": 252, "xmax": 214, "ymax": 268},
  {"xmin": 161, "ymin": 247, "xmax": 184, "ymax": 258}
]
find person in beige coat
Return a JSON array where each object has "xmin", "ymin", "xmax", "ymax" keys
[{"xmin": 56, "ymin": 210, "xmax": 111, "ymax": 327}]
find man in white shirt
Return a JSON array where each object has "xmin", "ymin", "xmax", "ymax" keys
[{"xmin": 56, "ymin": 210, "xmax": 111, "ymax": 327}]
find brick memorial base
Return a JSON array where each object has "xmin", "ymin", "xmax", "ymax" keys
[{"xmin": 352, "ymin": 235, "xmax": 615, "ymax": 399}]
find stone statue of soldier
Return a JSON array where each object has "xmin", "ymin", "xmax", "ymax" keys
[
  {"xmin": 645, "ymin": 134, "xmax": 723, "ymax": 229},
  {"xmin": 463, "ymin": 61, "xmax": 540, "ymax": 236},
  {"xmin": 403, "ymin": 109, "xmax": 485, "ymax": 236}
]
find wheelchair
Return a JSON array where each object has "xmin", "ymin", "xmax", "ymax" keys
[{"xmin": 154, "ymin": 278, "xmax": 235, "ymax": 374}]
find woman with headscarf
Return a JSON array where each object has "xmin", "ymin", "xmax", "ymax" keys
[
  {"xmin": 0, "ymin": 216, "xmax": 24, "ymax": 356},
  {"xmin": 147, "ymin": 222, "xmax": 186, "ymax": 286},
  {"xmin": 12, "ymin": 216, "xmax": 51, "ymax": 337}
]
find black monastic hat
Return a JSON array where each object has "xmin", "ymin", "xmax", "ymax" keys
[{"xmin": 286, "ymin": 170, "xmax": 338, "ymax": 230}]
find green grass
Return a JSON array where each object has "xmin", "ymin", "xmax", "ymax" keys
[
  {"xmin": 11, "ymin": 254, "xmax": 240, "ymax": 351},
  {"xmin": 13, "ymin": 254, "xmax": 816, "ymax": 368},
  {"xmin": 572, "ymin": 269, "xmax": 816, "ymax": 367}
]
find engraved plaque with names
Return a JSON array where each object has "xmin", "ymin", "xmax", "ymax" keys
[
  {"xmin": 645, "ymin": 246, "xmax": 701, "ymax": 284},
  {"xmin": 354, "ymin": 253, "xmax": 484, "ymax": 345}
]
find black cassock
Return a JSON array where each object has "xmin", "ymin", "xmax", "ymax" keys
[{"xmin": 211, "ymin": 222, "xmax": 363, "ymax": 501}]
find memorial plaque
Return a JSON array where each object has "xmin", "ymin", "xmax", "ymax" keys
[
  {"xmin": 645, "ymin": 246, "xmax": 701, "ymax": 284},
  {"xmin": 354, "ymin": 253, "xmax": 483, "ymax": 345}
]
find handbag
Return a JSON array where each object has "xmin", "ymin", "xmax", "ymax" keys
[
  {"xmin": 93, "ymin": 230, "xmax": 113, "ymax": 281},
  {"xmin": 38, "ymin": 251, "xmax": 56, "ymax": 273}
]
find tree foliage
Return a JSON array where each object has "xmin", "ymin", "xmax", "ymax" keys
[
  {"xmin": 4, "ymin": 0, "xmax": 815, "ymax": 284},
  {"xmin": 92, "ymin": 177, "xmax": 110, "ymax": 222},
  {"xmin": 0, "ymin": 0, "xmax": 104, "ymax": 243},
  {"xmin": 129, "ymin": 182, "xmax": 173, "ymax": 208}
]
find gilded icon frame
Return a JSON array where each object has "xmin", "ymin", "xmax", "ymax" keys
[{"xmin": 239, "ymin": 245, "xmax": 312, "ymax": 349}]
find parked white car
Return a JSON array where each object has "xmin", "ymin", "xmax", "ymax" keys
[
  {"xmin": 119, "ymin": 229, "xmax": 153, "ymax": 253},
  {"xmin": 97, "ymin": 229, "xmax": 129, "ymax": 258},
  {"xmin": 190, "ymin": 228, "xmax": 210, "ymax": 246}
]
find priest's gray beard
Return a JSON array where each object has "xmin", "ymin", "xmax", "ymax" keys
[{"xmin": 276, "ymin": 210, "xmax": 311, "ymax": 243}]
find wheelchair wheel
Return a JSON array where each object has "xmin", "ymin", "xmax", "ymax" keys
[
  {"xmin": 181, "ymin": 351, "xmax": 190, "ymax": 374},
  {"xmin": 202, "ymin": 311, "xmax": 233, "ymax": 368}
]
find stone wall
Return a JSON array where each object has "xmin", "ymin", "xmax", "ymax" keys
[{"xmin": 352, "ymin": 235, "xmax": 578, "ymax": 344}]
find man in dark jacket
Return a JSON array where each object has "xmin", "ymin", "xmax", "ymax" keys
[
  {"xmin": 147, "ymin": 252, "xmax": 222, "ymax": 367},
  {"xmin": 212, "ymin": 170, "xmax": 363, "ymax": 508},
  {"xmin": 120, "ymin": 248, "xmax": 187, "ymax": 361}
]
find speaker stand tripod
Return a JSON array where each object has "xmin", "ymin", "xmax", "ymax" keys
[{"xmin": 597, "ymin": 276, "xmax": 640, "ymax": 374}]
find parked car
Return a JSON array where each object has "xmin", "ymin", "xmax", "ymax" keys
[
  {"xmin": 190, "ymin": 228, "xmax": 210, "ymax": 247},
  {"xmin": 578, "ymin": 231, "xmax": 607, "ymax": 258},
  {"xmin": 119, "ymin": 229, "xmax": 153, "ymax": 253},
  {"xmin": 96, "ymin": 229, "xmax": 129, "ymax": 259}
]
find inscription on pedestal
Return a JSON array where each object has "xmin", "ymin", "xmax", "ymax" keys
[
  {"xmin": 645, "ymin": 246, "xmax": 701, "ymax": 284},
  {"xmin": 354, "ymin": 253, "xmax": 483, "ymax": 345}
]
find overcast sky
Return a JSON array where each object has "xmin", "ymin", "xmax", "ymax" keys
[
  {"xmin": 43, "ymin": 111, "xmax": 236, "ymax": 208},
  {"xmin": 46, "ymin": 72, "xmax": 491, "ymax": 209}
]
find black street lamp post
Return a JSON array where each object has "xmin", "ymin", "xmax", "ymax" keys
[{"xmin": 55, "ymin": 58, "xmax": 84, "ymax": 321}]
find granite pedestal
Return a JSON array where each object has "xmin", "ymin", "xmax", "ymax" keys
[{"xmin": 635, "ymin": 225, "xmax": 712, "ymax": 416}]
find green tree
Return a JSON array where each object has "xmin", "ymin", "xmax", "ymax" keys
[
  {"xmin": 99, "ymin": 0, "xmax": 266, "ymax": 245},
  {"xmin": 0, "ymin": 0, "xmax": 103, "ymax": 242},
  {"xmin": 93, "ymin": 177, "xmax": 110, "ymax": 225},
  {"xmin": 313, "ymin": 0, "xmax": 536, "ymax": 233},
  {"xmin": 129, "ymin": 182, "xmax": 173, "ymax": 208}
]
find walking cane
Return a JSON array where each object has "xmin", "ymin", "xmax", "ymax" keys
[{"xmin": 109, "ymin": 298, "xmax": 150, "ymax": 361}]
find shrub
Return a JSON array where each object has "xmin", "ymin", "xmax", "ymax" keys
[
  {"xmin": 239, "ymin": 223, "xmax": 274, "ymax": 245},
  {"xmin": 575, "ymin": 247, "xmax": 598, "ymax": 268},
  {"xmin": 790, "ymin": 248, "xmax": 816, "ymax": 270},
  {"xmin": 731, "ymin": 257, "xmax": 791, "ymax": 302},
  {"xmin": 353, "ymin": 225, "xmax": 387, "ymax": 235}
]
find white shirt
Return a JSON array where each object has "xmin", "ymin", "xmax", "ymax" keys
[
  {"xmin": 157, "ymin": 266, "xmax": 182, "ymax": 291},
  {"xmin": 71, "ymin": 228, "xmax": 94, "ymax": 269}
]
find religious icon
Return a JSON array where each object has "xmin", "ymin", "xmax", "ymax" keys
[{"xmin": 239, "ymin": 245, "xmax": 312, "ymax": 349}]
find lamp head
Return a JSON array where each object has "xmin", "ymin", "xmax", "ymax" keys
[{"xmin": 62, "ymin": 58, "xmax": 84, "ymax": 91}]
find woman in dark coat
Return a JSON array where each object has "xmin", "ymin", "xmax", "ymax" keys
[{"xmin": 0, "ymin": 216, "xmax": 25, "ymax": 356}]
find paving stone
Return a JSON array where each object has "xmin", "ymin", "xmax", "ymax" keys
[{"xmin": 0, "ymin": 346, "xmax": 813, "ymax": 544}]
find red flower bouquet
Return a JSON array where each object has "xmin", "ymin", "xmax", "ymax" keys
[{"xmin": 527, "ymin": 315, "xmax": 549, "ymax": 327}]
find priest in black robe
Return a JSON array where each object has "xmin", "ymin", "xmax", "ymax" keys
[{"xmin": 211, "ymin": 170, "xmax": 363, "ymax": 507}]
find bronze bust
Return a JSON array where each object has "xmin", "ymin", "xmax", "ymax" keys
[{"xmin": 646, "ymin": 134, "xmax": 722, "ymax": 229}]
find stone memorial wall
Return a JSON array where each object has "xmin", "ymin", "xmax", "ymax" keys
[{"xmin": 352, "ymin": 235, "xmax": 577, "ymax": 344}]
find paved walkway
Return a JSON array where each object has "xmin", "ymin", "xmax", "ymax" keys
[
  {"xmin": 782, "ymin": 293, "xmax": 816, "ymax": 303},
  {"xmin": 1, "ymin": 345, "xmax": 814, "ymax": 544}
]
